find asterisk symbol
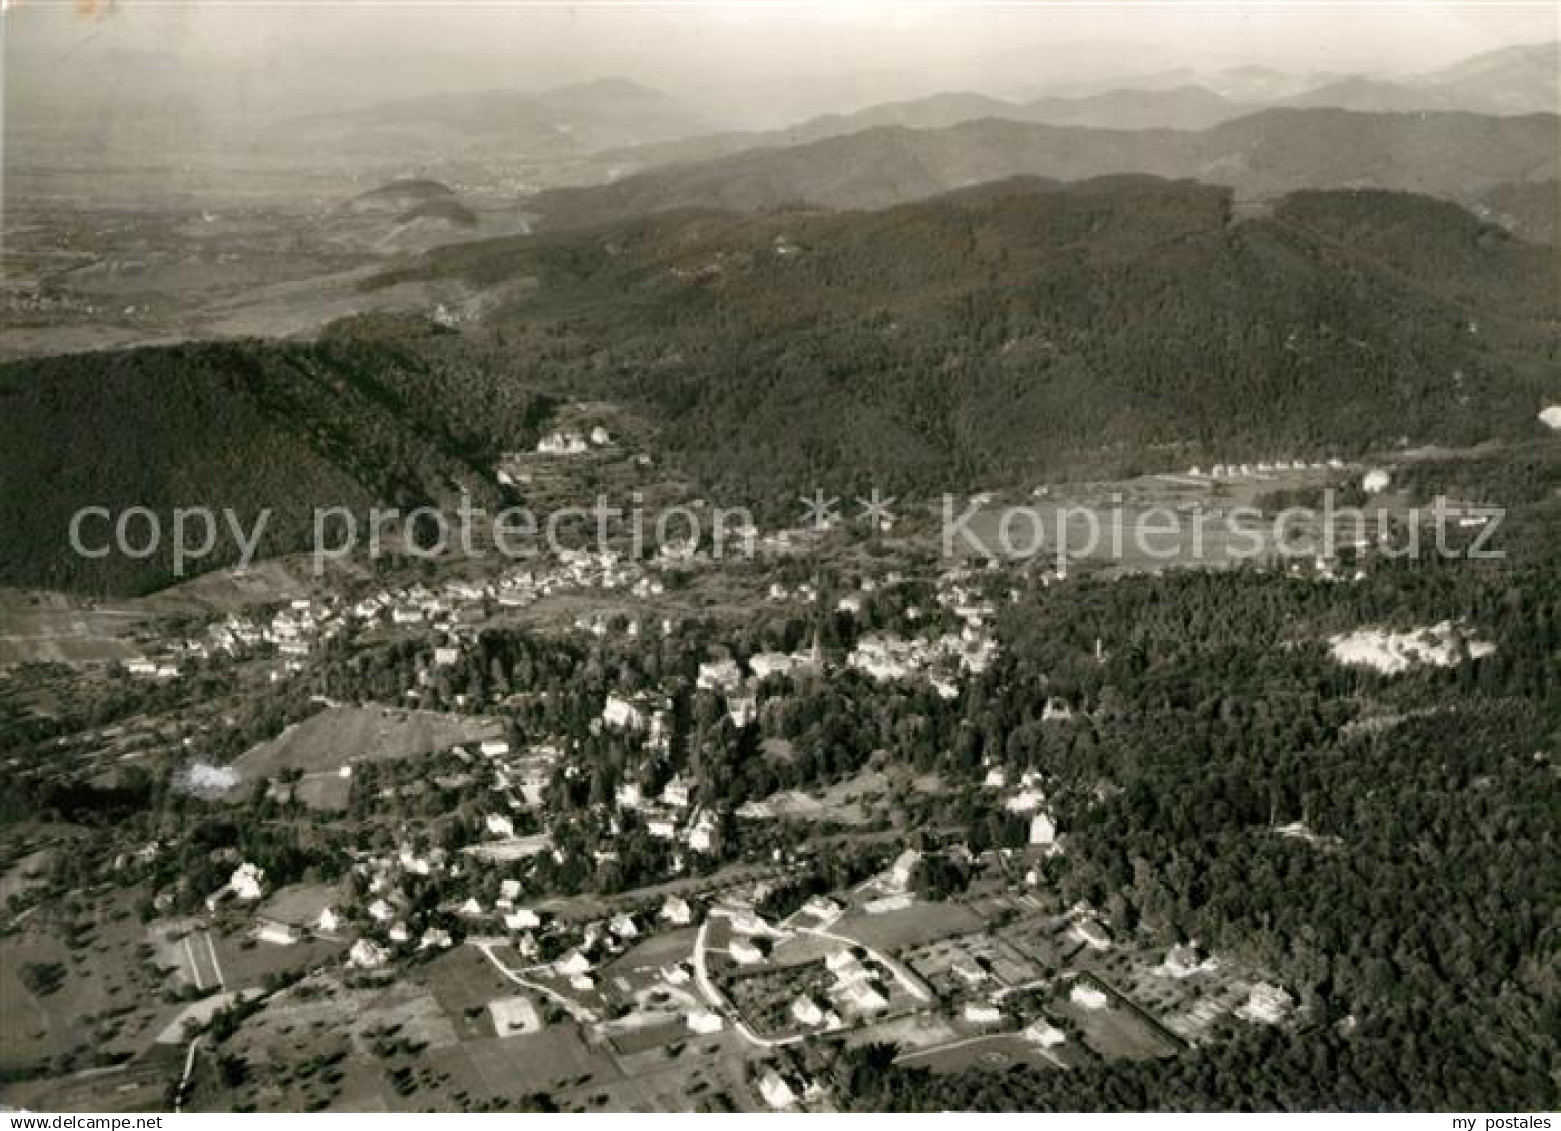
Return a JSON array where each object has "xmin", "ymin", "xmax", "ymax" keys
[
  {"xmin": 856, "ymin": 488, "xmax": 897, "ymax": 529},
  {"xmin": 798, "ymin": 488, "xmax": 840, "ymax": 530}
]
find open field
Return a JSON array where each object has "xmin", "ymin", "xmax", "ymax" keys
[
  {"xmin": 0, "ymin": 891, "xmax": 188, "ymax": 1077},
  {"xmin": 830, "ymin": 901, "xmax": 985, "ymax": 953},
  {"xmin": 0, "ymin": 592, "xmax": 146, "ymax": 667},
  {"xmin": 229, "ymin": 704, "xmax": 502, "ymax": 785},
  {"xmin": 3, "ymin": 195, "xmax": 534, "ymax": 362},
  {"xmin": 896, "ymin": 1031, "xmax": 1068, "ymax": 1075},
  {"xmin": 1054, "ymin": 977, "xmax": 1183, "ymax": 1062}
]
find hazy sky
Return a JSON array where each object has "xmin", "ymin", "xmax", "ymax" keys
[{"xmin": 5, "ymin": 1, "xmax": 1557, "ymax": 127}]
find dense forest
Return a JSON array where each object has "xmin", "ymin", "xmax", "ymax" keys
[
  {"xmin": 0, "ymin": 333, "xmax": 551, "ymax": 593},
  {"xmin": 383, "ymin": 178, "xmax": 1561, "ymax": 514}
]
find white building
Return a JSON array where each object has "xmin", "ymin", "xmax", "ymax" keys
[
  {"xmin": 1070, "ymin": 984, "xmax": 1110, "ymax": 1011},
  {"xmin": 602, "ymin": 694, "xmax": 647, "ymax": 731},
  {"xmin": 1029, "ymin": 812, "xmax": 1057, "ymax": 847},
  {"xmin": 729, "ymin": 939, "xmax": 765, "ymax": 965},
  {"xmin": 1238, "ymin": 982, "xmax": 1294, "ymax": 1025},
  {"xmin": 349, "ymin": 939, "xmax": 389, "ymax": 969},
  {"xmin": 697, "ymin": 659, "xmax": 742, "ymax": 692},
  {"xmin": 759, "ymin": 1070, "xmax": 799, "ymax": 1110},
  {"xmin": 661, "ymin": 776, "xmax": 692, "ymax": 808},
  {"xmin": 791, "ymin": 996, "xmax": 826, "ymax": 1027},
  {"xmin": 610, "ymin": 913, "xmax": 639, "ymax": 940},
  {"xmin": 254, "ymin": 920, "xmax": 298, "ymax": 946},
  {"xmin": 228, "ymin": 862, "xmax": 265, "ymax": 903},
  {"xmin": 1025, "ymin": 1021, "xmax": 1067, "ymax": 1047},
  {"xmin": 749, "ymin": 652, "xmax": 796, "ymax": 681}
]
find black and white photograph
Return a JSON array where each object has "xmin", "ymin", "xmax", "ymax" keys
[{"xmin": 1, "ymin": 0, "xmax": 1558, "ymax": 1118}]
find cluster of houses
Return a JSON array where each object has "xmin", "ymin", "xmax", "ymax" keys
[
  {"xmin": 1186, "ymin": 457, "xmax": 1345, "ymax": 479},
  {"xmin": 127, "ymin": 597, "xmax": 346, "ymax": 680},
  {"xmin": 831, "ymin": 566, "xmax": 1003, "ymax": 698},
  {"xmin": 531, "ymin": 425, "xmax": 613, "ymax": 457},
  {"xmin": 132, "ymin": 544, "xmax": 678, "ymax": 686},
  {"xmin": 611, "ymin": 767, "xmax": 723, "ymax": 858},
  {"xmin": 695, "ymin": 652, "xmax": 817, "ymax": 727},
  {"xmin": 987, "ymin": 768, "xmax": 1061, "ymax": 849}
]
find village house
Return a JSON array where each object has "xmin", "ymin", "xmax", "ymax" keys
[
  {"xmin": 1029, "ymin": 811, "xmax": 1058, "ymax": 847},
  {"xmin": 964, "ymin": 1002, "xmax": 1003, "ymax": 1025},
  {"xmin": 660, "ymin": 776, "xmax": 692, "ymax": 808},
  {"xmin": 688, "ymin": 812, "xmax": 720, "ymax": 853},
  {"xmin": 729, "ymin": 939, "xmax": 765, "ymax": 966},
  {"xmin": 801, "ymin": 896, "xmax": 842, "ymax": 922},
  {"xmin": 748, "ymin": 651, "xmax": 796, "ymax": 681},
  {"xmin": 1160, "ymin": 942, "xmax": 1215, "ymax": 979},
  {"xmin": 610, "ymin": 913, "xmax": 639, "ymax": 940},
  {"xmin": 759, "ymin": 1070, "xmax": 800, "ymax": 1110},
  {"xmin": 791, "ymin": 995, "xmax": 826, "ymax": 1027},
  {"xmin": 697, "ymin": 658, "xmax": 743, "ymax": 692},
  {"xmin": 602, "ymin": 694, "xmax": 648, "ymax": 731},
  {"xmin": 1070, "ymin": 919, "xmax": 1113, "ymax": 951},
  {"xmin": 254, "ymin": 919, "xmax": 298, "ymax": 946},
  {"xmin": 839, "ymin": 978, "xmax": 889, "ymax": 1014},
  {"xmin": 1070, "ymin": 983, "xmax": 1110, "ymax": 1010},
  {"xmin": 1238, "ymin": 982, "xmax": 1295, "ymax": 1025},
  {"xmin": 889, "ymin": 849, "xmax": 921, "ymax": 889},
  {"xmin": 349, "ymin": 939, "xmax": 389, "ymax": 969},
  {"xmin": 1025, "ymin": 1020, "xmax": 1067, "ymax": 1047}
]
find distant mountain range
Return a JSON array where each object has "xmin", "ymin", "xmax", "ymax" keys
[
  {"xmin": 586, "ymin": 86, "xmax": 1249, "ymax": 180},
  {"xmin": 578, "ymin": 41, "xmax": 1556, "ymax": 175},
  {"xmin": 528, "ymin": 109, "xmax": 1561, "ymax": 237},
  {"xmin": 259, "ymin": 41, "xmax": 1555, "ymax": 177},
  {"xmin": 279, "ymin": 78, "xmax": 714, "ymax": 158},
  {"xmin": 1049, "ymin": 41, "xmax": 1557, "ymax": 114},
  {"xmin": 1280, "ymin": 43, "xmax": 1559, "ymax": 115}
]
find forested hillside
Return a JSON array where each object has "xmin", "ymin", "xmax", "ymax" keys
[
  {"xmin": 0, "ymin": 334, "xmax": 549, "ymax": 594},
  {"xmin": 840, "ymin": 555, "xmax": 1561, "ymax": 1110},
  {"xmin": 379, "ymin": 177, "xmax": 1561, "ymax": 510},
  {"xmin": 528, "ymin": 109, "xmax": 1561, "ymax": 230},
  {"xmin": 7, "ymin": 178, "xmax": 1558, "ymax": 593}
]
